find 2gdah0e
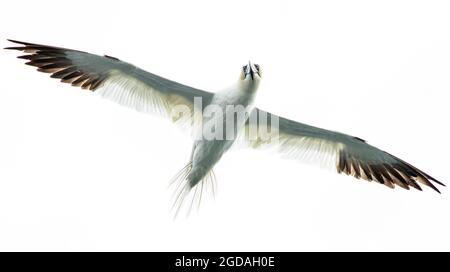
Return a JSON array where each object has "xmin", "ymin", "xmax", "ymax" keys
[{"xmin": 219, "ymin": 256, "xmax": 275, "ymax": 267}]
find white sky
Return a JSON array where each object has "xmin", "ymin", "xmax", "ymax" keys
[{"xmin": 0, "ymin": 0, "xmax": 449, "ymax": 251}]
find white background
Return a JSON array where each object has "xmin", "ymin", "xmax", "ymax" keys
[{"xmin": 1, "ymin": 0, "xmax": 449, "ymax": 251}]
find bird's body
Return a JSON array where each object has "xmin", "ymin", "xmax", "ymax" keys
[
  {"xmin": 188, "ymin": 74, "xmax": 259, "ymax": 188},
  {"xmin": 5, "ymin": 39, "xmax": 444, "ymax": 215}
]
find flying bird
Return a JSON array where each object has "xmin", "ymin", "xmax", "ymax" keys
[{"xmin": 5, "ymin": 39, "xmax": 444, "ymax": 214}]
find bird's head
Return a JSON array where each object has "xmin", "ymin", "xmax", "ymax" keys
[{"xmin": 239, "ymin": 61, "xmax": 261, "ymax": 91}]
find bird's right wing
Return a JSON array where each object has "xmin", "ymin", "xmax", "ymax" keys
[
  {"xmin": 5, "ymin": 40, "xmax": 214, "ymax": 132},
  {"xmin": 241, "ymin": 108, "xmax": 444, "ymax": 192}
]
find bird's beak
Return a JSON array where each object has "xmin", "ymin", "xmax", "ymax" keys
[{"xmin": 248, "ymin": 61, "xmax": 255, "ymax": 80}]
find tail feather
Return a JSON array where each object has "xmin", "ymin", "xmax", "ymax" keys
[{"xmin": 169, "ymin": 162, "xmax": 217, "ymax": 218}]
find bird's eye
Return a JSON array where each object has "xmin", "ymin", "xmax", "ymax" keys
[
  {"xmin": 254, "ymin": 64, "xmax": 260, "ymax": 71},
  {"xmin": 242, "ymin": 65, "xmax": 247, "ymax": 72}
]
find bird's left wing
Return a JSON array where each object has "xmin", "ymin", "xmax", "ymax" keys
[
  {"xmin": 5, "ymin": 39, "xmax": 214, "ymax": 132},
  {"xmin": 241, "ymin": 108, "xmax": 444, "ymax": 192}
]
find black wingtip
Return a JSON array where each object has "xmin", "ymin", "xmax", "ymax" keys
[
  {"xmin": 428, "ymin": 183, "xmax": 441, "ymax": 194},
  {"xmin": 17, "ymin": 55, "xmax": 32, "ymax": 60},
  {"xmin": 423, "ymin": 175, "xmax": 445, "ymax": 191},
  {"xmin": 7, "ymin": 39, "xmax": 28, "ymax": 45},
  {"xmin": 428, "ymin": 176, "xmax": 445, "ymax": 187},
  {"xmin": 5, "ymin": 39, "xmax": 22, "ymax": 50},
  {"xmin": 4, "ymin": 46, "xmax": 23, "ymax": 50},
  {"xmin": 5, "ymin": 39, "xmax": 38, "ymax": 50}
]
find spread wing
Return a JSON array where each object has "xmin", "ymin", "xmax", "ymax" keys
[
  {"xmin": 5, "ymin": 39, "xmax": 213, "ymax": 131},
  {"xmin": 243, "ymin": 108, "xmax": 444, "ymax": 192}
]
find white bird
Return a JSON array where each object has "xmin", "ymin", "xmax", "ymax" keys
[{"xmin": 5, "ymin": 40, "xmax": 444, "ymax": 214}]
